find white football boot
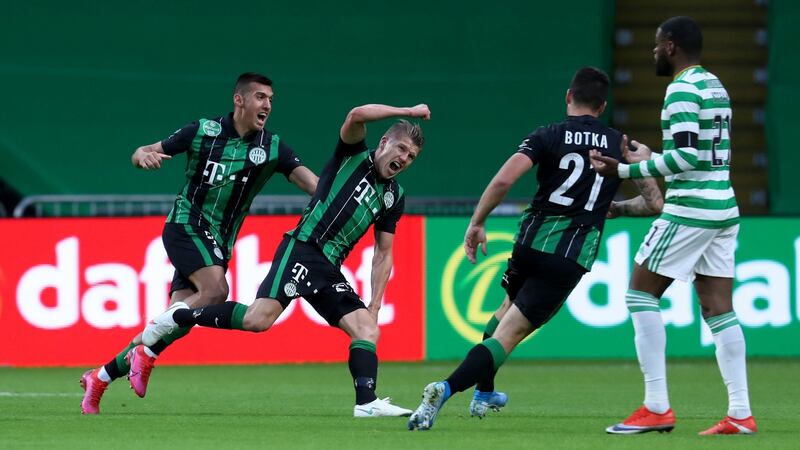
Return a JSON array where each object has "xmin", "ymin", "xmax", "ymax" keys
[
  {"xmin": 354, "ymin": 397, "xmax": 413, "ymax": 418},
  {"xmin": 142, "ymin": 302, "xmax": 189, "ymax": 346}
]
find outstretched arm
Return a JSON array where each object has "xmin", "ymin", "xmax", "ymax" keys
[
  {"xmin": 591, "ymin": 85, "xmax": 702, "ymax": 179},
  {"xmin": 607, "ymin": 178, "xmax": 664, "ymax": 218},
  {"xmin": 340, "ymin": 104, "xmax": 430, "ymax": 144},
  {"xmin": 131, "ymin": 142, "xmax": 172, "ymax": 170},
  {"xmin": 288, "ymin": 166, "xmax": 318, "ymax": 195},
  {"xmin": 464, "ymin": 153, "xmax": 533, "ymax": 263}
]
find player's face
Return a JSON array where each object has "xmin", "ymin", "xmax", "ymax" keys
[
  {"xmin": 654, "ymin": 28, "xmax": 673, "ymax": 77},
  {"xmin": 374, "ymin": 135, "xmax": 419, "ymax": 180},
  {"xmin": 240, "ymin": 83, "xmax": 273, "ymax": 132}
]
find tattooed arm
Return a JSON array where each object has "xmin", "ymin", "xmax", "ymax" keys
[{"xmin": 607, "ymin": 178, "xmax": 664, "ymax": 218}]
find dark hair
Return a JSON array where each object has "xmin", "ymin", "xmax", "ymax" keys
[
  {"xmin": 569, "ymin": 67, "xmax": 610, "ymax": 111},
  {"xmin": 659, "ymin": 16, "xmax": 703, "ymax": 59},
  {"xmin": 384, "ymin": 119, "xmax": 424, "ymax": 149},
  {"xmin": 234, "ymin": 72, "xmax": 273, "ymax": 94}
]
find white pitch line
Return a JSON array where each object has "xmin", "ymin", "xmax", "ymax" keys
[{"xmin": 0, "ymin": 392, "xmax": 83, "ymax": 397}]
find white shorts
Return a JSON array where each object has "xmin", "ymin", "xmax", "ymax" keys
[{"xmin": 634, "ymin": 218, "xmax": 738, "ymax": 282}]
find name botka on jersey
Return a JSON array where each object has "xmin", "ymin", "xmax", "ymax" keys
[{"xmin": 564, "ymin": 130, "xmax": 608, "ymax": 148}]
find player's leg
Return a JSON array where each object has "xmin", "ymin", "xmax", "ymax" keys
[
  {"xmin": 694, "ymin": 225, "xmax": 756, "ymax": 435},
  {"xmin": 408, "ymin": 305, "xmax": 532, "ymax": 431},
  {"xmin": 608, "ymin": 220, "xmax": 712, "ymax": 434},
  {"xmin": 472, "ymin": 263, "xmax": 518, "ymax": 410},
  {"xmin": 141, "ymin": 236, "xmax": 300, "ymax": 344},
  {"xmin": 337, "ymin": 308, "xmax": 380, "ymax": 407},
  {"xmin": 409, "ymin": 248, "xmax": 583, "ymax": 430},
  {"xmin": 450, "ymin": 304, "xmax": 533, "ymax": 394},
  {"xmin": 606, "ymin": 263, "xmax": 677, "ymax": 433},
  {"xmin": 471, "ymin": 296, "xmax": 510, "ymax": 413},
  {"xmin": 129, "ymin": 279, "xmax": 196, "ymax": 366},
  {"xmin": 143, "ymin": 295, "xmax": 285, "ymax": 344},
  {"xmin": 627, "ymin": 265, "xmax": 673, "ymax": 411},
  {"xmin": 301, "ymin": 268, "xmax": 410, "ymax": 418},
  {"xmin": 131, "ymin": 222, "xmax": 230, "ymax": 360},
  {"xmin": 79, "ymin": 282, "xmax": 194, "ymax": 414},
  {"xmin": 128, "ymin": 266, "xmax": 228, "ymax": 397},
  {"xmin": 473, "ymin": 253, "xmax": 525, "ymax": 398},
  {"xmin": 105, "ymin": 284, "xmax": 193, "ymax": 385}
]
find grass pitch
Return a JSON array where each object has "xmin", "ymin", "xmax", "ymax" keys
[{"xmin": 1, "ymin": 359, "xmax": 798, "ymax": 449}]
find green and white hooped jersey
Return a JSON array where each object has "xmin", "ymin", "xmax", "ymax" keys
[{"xmin": 619, "ymin": 66, "xmax": 739, "ymax": 229}]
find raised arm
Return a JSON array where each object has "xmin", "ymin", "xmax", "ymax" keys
[
  {"xmin": 131, "ymin": 142, "xmax": 172, "ymax": 170},
  {"xmin": 464, "ymin": 153, "xmax": 533, "ymax": 263},
  {"xmin": 368, "ymin": 231, "xmax": 395, "ymax": 319},
  {"xmin": 340, "ymin": 104, "xmax": 430, "ymax": 144}
]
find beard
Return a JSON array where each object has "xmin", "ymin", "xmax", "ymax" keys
[{"xmin": 655, "ymin": 55, "xmax": 673, "ymax": 77}]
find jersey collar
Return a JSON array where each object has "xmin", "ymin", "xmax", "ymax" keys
[
  {"xmin": 221, "ymin": 112, "xmax": 262, "ymax": 141},
  {"xmin": 566, "ymin": 114, "xmax": 600, "ymax": 124},
  {"xmin": 673, "ymin": 65, "xmax": 702, "ymax": 80}
]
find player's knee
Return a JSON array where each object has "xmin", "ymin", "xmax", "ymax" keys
[
  {"xmin": 243, "ymin": 316, "xmax": 271, "ymax": 332},
  {"xmin": 700, "ymin": 303, "xmax": 733, "ymax": 320},
  {"xmin": 351, "ymin": 321, "xmax": 379, "ymax": 342},
  {"xmin": 242, "ymin": 309, "xmax": 273, "ymax": 332},
  {"xmin": 242, "ymin": 301, "xmax": 281, "ymax": 332}
]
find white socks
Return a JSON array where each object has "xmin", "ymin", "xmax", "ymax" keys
[
  {"xmin": 97, "ymin": 366, "xmax": 112, "ymax": 382},
  {"xmin": 626, "ymin": 290, "xmax": 669, "ymax": 414},
  {"xmin": 628, "ymin": 292, "xmax": 752, "ymax": 419},
  {"xmin": 706, "ymin": 312, "xmax": 752, "ymax": 419},
  {"xmin": 143, "ymin": 346, "xmax": 158, "ymax": 358}
]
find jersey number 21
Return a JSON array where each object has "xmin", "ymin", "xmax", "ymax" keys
[{"xmin": 548, "ymin": 152, "xmax": 603, "ymax": 211}]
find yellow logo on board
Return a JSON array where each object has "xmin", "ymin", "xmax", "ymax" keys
[{"xmin": 440, "ymin": 232, "xmax": 515, "ymax": 344}]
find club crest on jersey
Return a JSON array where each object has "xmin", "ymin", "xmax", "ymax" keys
[
  {"xmin": 203, "ymin": 120, "xmax": 222, "ymax": 137},
  {"xmin": 383, "ymin": 191, "xmax": 394, "ymax": 209},
  {"xmin": 283, "ymin": 282, "xmax": 298, "ymax": 297},
  {"xmin": 249, "ymin": 147, "xmax": 267, "ymax": 165}
]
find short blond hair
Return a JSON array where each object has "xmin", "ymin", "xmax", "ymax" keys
[{"xmin": 383, "ymin": 119, "xmax": 424, "ymax": 149}]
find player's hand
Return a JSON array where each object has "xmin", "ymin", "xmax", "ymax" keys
[
  {"xmin": 464, "ymin": 223, "xmax": 487, "ymax": 264},
  {"xmin": 607, "ymin": 201, "xmax": 621, "ymax": 219},
  {"xmin": 409, "ymin": 104, "xmax": 431, "ymax": 120},
  {"xmin": 137, "ymin": 151, "xmax": 172, "ymax": 170},
  {"xmin": 589, "ymin": 149, "xmax": 619, "ymax": 177},
  {"xmin": 624, "ymin": 136, "xmax": 652, "ymax": 163}
]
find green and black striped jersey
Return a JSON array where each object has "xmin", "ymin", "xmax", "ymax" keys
[
  {"xmin": 618, "ymin": 66, "xmax": 739, "ymax": 228},
  {"xmin": 288, "ymin": 138, "xmax": 405, "ymax": 267},
  {"xmin": 514, "ymin": 115, "xmax": 624, "ymax": 270},
  {"xmin": 161, "ymin": 113, "xmax": 302, "ymax": 255}
]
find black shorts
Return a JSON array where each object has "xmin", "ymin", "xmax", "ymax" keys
[
  {"xmin": 256, "ymin": 236, "xmax": 365, "ymax": 326},
  {"xmin": 501, "ymin": 245, "xmax": 586, "ymax": 329},
  {"xmin": 162, "ymin": 223, "xmax": 228, "ymax": 294}
]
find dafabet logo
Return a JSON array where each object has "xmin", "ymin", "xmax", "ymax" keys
[{"xmin": 441, "ymin": 232, "xmax": 514, "ymax": 343}]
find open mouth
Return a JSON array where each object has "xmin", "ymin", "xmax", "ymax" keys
[
  {"xmin": 256, "ymin": 112, "xmax": 268, "ymax": 122},
  {"xmin": 389, "ymin": 161, "xmax": 401, "ymax": 171}
]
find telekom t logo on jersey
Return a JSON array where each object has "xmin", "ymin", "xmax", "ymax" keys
[
  {"xmin": 354, "ymin": 178, "xmax": 379, "ymax": 214},
  {"xmin": 203, "ymin": 161, "xmax": 226, "ymax": 185}
]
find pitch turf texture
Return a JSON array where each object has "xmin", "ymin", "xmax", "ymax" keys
[{"xmin": 2, "ymin": 360, "xmax": 797, "ymax": 449}]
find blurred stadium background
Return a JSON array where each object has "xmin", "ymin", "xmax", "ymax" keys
[{"xmin": 1, "ymin": 0, "xmax": 799, "ymax": 447}]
